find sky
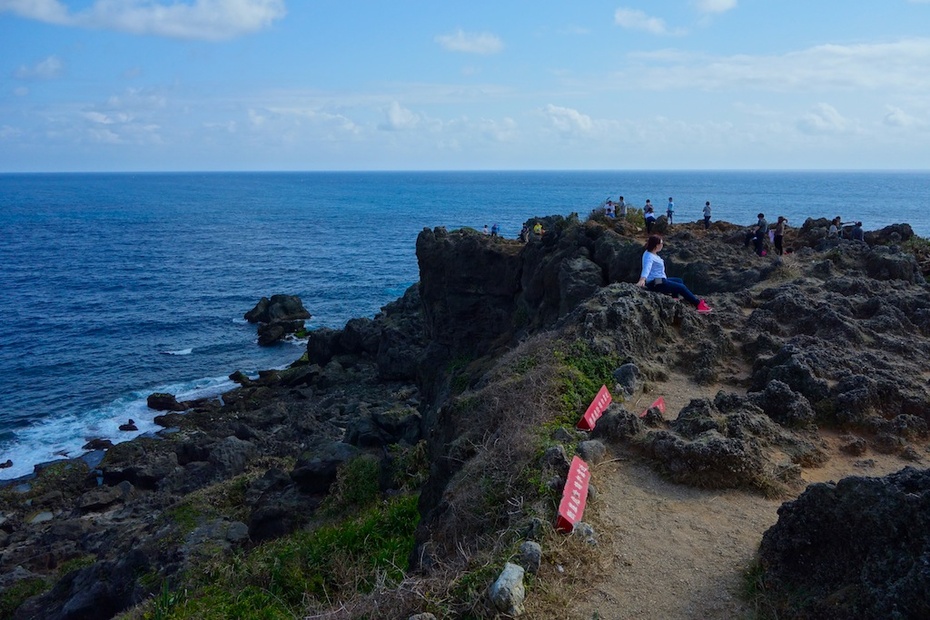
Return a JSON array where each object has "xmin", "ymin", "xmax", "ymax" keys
[{"xmin": 1, "ymin": 0, "xmax": 930, "ymax": 172}]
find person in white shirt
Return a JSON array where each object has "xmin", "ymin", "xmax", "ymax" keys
[{"xmin": 637, "ymin": 235, "xmax": 712, "ymax": 314}]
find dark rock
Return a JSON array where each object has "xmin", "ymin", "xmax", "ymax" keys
[
  {"xmin": 290, "ymin": 442, "xmax": 359, "ymax": 494},
  {"xmin": 577, "ymin": 440, "xmax": 607, "ymax": 464},
  {"xmin": 14, "ymin": 549, "xmax": 149, "ymax": 620},
  {"xmin": 244, "ymin": 294, "xmax": 311, "ymax": 323},
  {"xmin": 81, "ymin": 437, "xmax": 111, "ymax": 450},
  {"xmin": 747, "ymin": 380, "xmax": 815, "ymax": 428},
  {"xmin": 759, "ymin": 467, "xmax": 930, "ymax": 619},
  {"xmin": 643, "ymin": 429, "xmax": 766, "ymax": 490},
  {"xmin": 591, "ymin": 407, "xmax": 645, "ymax": 441},
  {"xmin": 147, "ymin": 392, "xmax": 186, "ymax": 412},
  {"xmin": 118, "ymin": 419, "xmax": 138, "ymax": 432},
  {"xmin": 612, "ymin": 363, "xmax": 640, "ymax": 397}
]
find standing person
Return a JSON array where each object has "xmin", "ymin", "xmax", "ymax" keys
[
  {"xmin": 745, "ymin": 213, "xmax": 768, "ymax": 256},
  {"xmin": 644, "ymin": 200, "xmax": 656, "ymax": 233},
  {"xmin": 605, "ymin": 200, "xmax": 614, "ymax": 217},
  {"xmin": 637, "ymin": 235, "xmax": 712, "ymax": 314},
  {"xmin": 491, "ymin": 223, "xmax": 499, "ymax": 237},
  {"xmin": 519, "ymin": 224, "xmax": 530, "ymax": 242},
  {"xmin": 703, "ymin": 201, "xmax": 712, "ymax": 229},
  {"xmin": 666, "ymin": 197, "xmax": 675, "ymax": 225},
  {"xmin": 617, "ymin": 196, "xmax": 627, "ymax": 218},
  {"xmin": 773, "ymin": 216, "xmax": 787, "ymax": 255}
]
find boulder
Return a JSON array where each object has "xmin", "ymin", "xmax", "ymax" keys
[
  {"xmin": 759, "ymin": 467, "xmax": 930, "ymax": 618},
  {"xmin": 244, "ymin": 294, "xmax": 311, "ymax": 323}
]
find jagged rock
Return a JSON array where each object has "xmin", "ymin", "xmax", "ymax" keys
[
  {"xmin": 748, "ymin": 379, "xmax": 816, "ymax": 428},
  {"xmin": 147, "ymin": 392, "xmax": 186, "ymax": 411},
  {"xmin": 14, "ymin": 549, "xmax": 149, "ymax": 620},
  {"xmin": 577, "ymin": 440, "xmax": 607, "ymax": 465},
  {"xmin": 76, "ymin": 481, "xmax": 133, "ymax": 512},
  {"xmin": 489, "ymin": 562, "xmax": 526, "ymax": 616},
  {"xmin": 81, "ymin": 438, "xmax": 113, "ymax": 450},
  {"xmin": 612, "ymin": 362, "xmax": 640, "ymax": 397},
  {"xmin": 290, "ymin": 442, "xmax": 359, "ymax": 494},
  {"xmin": 244, "ymin": 294, "xmax": 311, "ymax": 323},
  {"xmin": 591, "ymin": 406, "xmax": 645, "ymax": 441},
  {"xmin": 643, "ymin": 429, "xmax": 767, "ymax": 490},
  {"xmin": 759, "ymin": 467, "xmax": 930, "ymax": 618},
  {"xmin": 518, "ymin": 541, "xmax": 542, "ymax": 574},
  {"xmin": 540, "ymin": 445, "xmax": 570, "ymax": 476}
]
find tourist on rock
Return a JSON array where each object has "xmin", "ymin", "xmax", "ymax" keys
[
  {"xmin": 519, "ymin": 224, "xmax": 530, "ymax": 242},
  {"xmin": 644, "ymin": 200, "xmax": 656, "ymax": 233},
  {"xmin": 491, "ymin": 223, "xmax": 499, "ymax": 237},
  {"xmin": 482, "ymin": 224, "xmax": 490, "ymax": 235},
  {"xmin": 637, "ymin": 234, "xmax": 712, "ymax": 314},
  {"xmin": 828, "ymin": 216, "xmax": 843, "ymax": 237},
  {"xmin": 533, "ymin": 221, "xmax": 544, "ymax": 237},
  {"xmin": 745, "ymin": 213, "xmax": 768, "ymax": 256},
  {"xmin": 667, "ymin": 197, "xmax": 675, "ymax": 225},
  {"xmin": 851, "ymin": 221, "xmax": 865, "ymax": 241},
  {"xmin": 605, "ymin": 200, "xmax": 614, "ymax": 217},
  {"xmin": 616, "ymin": 196, "xmax": 627, "ymax": 218},
  {"xmin": 773, "ymin": 216, "xmax": 788, "ymax": 255},
  {"xmin": 703, "ymin": 201, "xmax": 712, "ymax": 229}
]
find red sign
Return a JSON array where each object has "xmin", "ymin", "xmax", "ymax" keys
[
  {"xmin": 639, "ymin": 396, "xmax": 666, "ymax": 418},
  {"xmin": 577, "ymin": 384, "xmax": 612, "ymax": 431},
  {"xmin": 556, "ymin": 456, "xmax": 591, "ymax": 533}
]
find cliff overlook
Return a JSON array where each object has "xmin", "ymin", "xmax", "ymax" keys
[{"xmin": 2, "ymin": 212, "xmax": 930, "ymax": 619}]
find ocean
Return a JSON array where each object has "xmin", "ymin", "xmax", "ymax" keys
[{"xmin": 1, "ymin": 170, "xmax": 928, "ymax": 480}]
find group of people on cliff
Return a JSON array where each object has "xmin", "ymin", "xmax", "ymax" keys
[
  {"xmin": 604, "ymin": 196, "xmax": 714, "ymax": 232},
  {"xmin": 743, "ymin": 213, "xmax": 864, "ymax": 256}
]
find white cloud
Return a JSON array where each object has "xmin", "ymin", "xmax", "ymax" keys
[
  {"xmin": 543, "ymin": 104, "xmax": 594, "ymax": 134},
  {"xmin": 0, "ymin": 125, "xmax": 22, "ymax": 139},
  {"xmin": 379, "ymin": 101, "xmax": 421, "ymax": 131},
  {"xmin": 0, "ymin": 0, "xmax": 286, "ymax": 41},
  {"xmin": 435, "ymin": 29, "xmax": 504, "ymax": 55},
  {"xmin": 614, "ymin": 8, "xmax": 682, "ymax": 36},
  {"xmin": 883, "ymin": 106, "xmax": 924, "ymax": 129},
  {"xmin": 695, "ymin": 0, "xmax": 737, "ymax": 14},
  {"xmin": 796, "ymin": 103, "xmax": 851, "ymax": 134},
  {"xmin": 617, "ymin": 38, "xmax": 930, "ymax": 93},
  {"xmin": 14, "ymin": 55, "xmax": 63, "ymax": 80}
]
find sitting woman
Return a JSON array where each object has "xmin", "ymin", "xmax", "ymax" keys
[{"xmin": 636, "ymin": 235, "xmax": 712, "ymax": 313}]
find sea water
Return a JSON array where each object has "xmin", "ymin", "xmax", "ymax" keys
[{"xmin": 1, "ymin": 170, "xmax": 928, "ymax": 480}]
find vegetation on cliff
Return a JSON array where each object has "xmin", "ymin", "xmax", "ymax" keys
[{"xmin": 2, "ymin": 212, "xmax": 929, "ymax": 619}]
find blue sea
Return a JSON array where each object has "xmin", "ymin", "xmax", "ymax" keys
[{"xmin": 1, "ymin": 170, "xmax": 928, "ymax": 480}]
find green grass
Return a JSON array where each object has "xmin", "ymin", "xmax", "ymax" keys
[
  {"xmin": 0, "ymin": 577, "xmax": 48, "ymax": 620},
  {"xmin": 155, "ymin": 494, "xmax": 420, "ymax": 619},
  {"xmin": 552, "ymin": 341, "xmax": 620, "ymax": 422},
  {"xmin": 319, "ymin": 454, "xmax": 382, "ymax": 517}
]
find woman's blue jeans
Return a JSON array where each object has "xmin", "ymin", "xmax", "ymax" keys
[{"xmin": 648, "ymin": 277, "xmax": 699, "ymax": 306}]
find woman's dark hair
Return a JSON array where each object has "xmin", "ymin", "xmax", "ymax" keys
[{"xmin": 645, "ymin": 235, "xmax": 663, "ymax": 252}]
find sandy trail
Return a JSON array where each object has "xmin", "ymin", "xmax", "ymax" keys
[{"xmin": 565, "ymin": 375, "xmax": 919, "ymax": 620}]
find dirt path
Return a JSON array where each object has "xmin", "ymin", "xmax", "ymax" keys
[{"xmin": 565, "ymin": 375, "xmax": 919, "ymax": 620}]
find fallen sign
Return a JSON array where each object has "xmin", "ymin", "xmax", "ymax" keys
[
  {"xmin": 639, "ymin": 396, "xmax": 666, "ymax": 418},
  {"xmin": 556, "ymin": 456, "xmax": 591, "ymax": 533},
  {"xmin": 576, "ymin": 384, "xmax": 612, "ymax": 431}
]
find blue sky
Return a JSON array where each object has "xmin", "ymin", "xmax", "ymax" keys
[{"xmin": 2, "ymin": 0, "xmax": 930, "ymax": 172}]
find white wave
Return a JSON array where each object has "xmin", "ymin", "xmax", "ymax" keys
[
  {"xmin": 163, "ymin": 348, "xmax": 193, "ymax": 356},
  {"xmin": 0, "ymin": 374, "xmax": 238, "ymax": 482}
]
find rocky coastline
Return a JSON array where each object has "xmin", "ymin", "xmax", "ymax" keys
[{"xmin": 2, "ymin": 212, "xmax": 930, "ymax": 619}]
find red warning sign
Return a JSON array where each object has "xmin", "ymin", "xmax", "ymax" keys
[
  {"xmin": 556, "ymin": 456, "xmax": 591, "ymax": 533},
  {"xmin": 639, "ymin": 396, "xmax": 666, "ymax": 418},
  {"xmin": 577, "ymin": 384, "xmax": 612, "ymax": 431}
]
